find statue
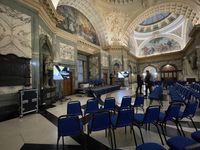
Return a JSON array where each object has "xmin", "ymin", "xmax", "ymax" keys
[
  {"xmin": 183, "ymin": 57, "xmax": 194, "ymax": 76},
  {"xmin": 43, "ymin": 56, "xmax": 54, "ymax": 88},
  {"xmin": 182, "ymin": 57, "xmax": 198, "ymax": 81}
]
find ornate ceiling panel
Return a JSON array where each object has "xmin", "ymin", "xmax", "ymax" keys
[{"xmin": 52, "ymin": 0, "xmax": 200, "ymax": 55}]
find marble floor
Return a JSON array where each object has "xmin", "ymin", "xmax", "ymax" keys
[{"xmin": 0, "ymin": 84, "xmax": 200, "ymax": 150}]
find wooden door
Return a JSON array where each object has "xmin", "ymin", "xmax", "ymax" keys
[
  {"xmin": 63, "ymin": 72, "xmax": 72, "ymax": 96},
  {"xmin": 103, "ymin": 72, "xmax": 108, "ymax": 85}
]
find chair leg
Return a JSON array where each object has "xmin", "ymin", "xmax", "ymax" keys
[
  {"xmin": 57, "ymin": 136, "xmax": 60, "ymax": 150},
  {"xmin": 190, "ymin": 118, "xmax": 197, "ymax": 131},
  {"xmin": 148, "ymin": 123, "xmax": 150, "ymax": 130},
  {"xmin": 62, "ymin": 136, "xmax": 64, "ymax": 150},
  {"xmin": 175, "ymin": 122, "xmax": 182, "ymax": 136},
  {"xmin": 125, "ymin": 126, "xmax": 127, "ymax": 134},
  {"xmin": 136, "ymin": 125, "xmax": 144, "ymax": 143},
  {"xmin": 160, "ymin": 124, "xmax": 167, "ymax": 143},
  {"xmin": 177, "ymin": 121, "xmax": 185, "ymax": 137},
  {"xmin": 155, "ymin": 124, "xmax": 164, "ymax": 145},
  {"xmin": 105, "ymin": 129, "xmax": 107, "ymax": 137},
  {"xmin": 108, "ymin": 128, "xmax": 113, "ymax": 149},
  {"xmin": 131, "ymin": 126, "xmax": 137, "ymax": 147},
  {"xmin": 112, "ymin": 128, "xmax": 117, "ymax": 148}
]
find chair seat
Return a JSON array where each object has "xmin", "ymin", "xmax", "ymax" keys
[
  {"xmin": 136, "ymin": 143, "xmax": 166, "ymax": 150},
  {"xmin": 134, "ymin": 114, "xmax": 144, "ymax": 123},
  {"xmin": 167, "ymin": 136, "xmax": 197, "ymax": 150},
  {"xmin": 192, "ymin": 131, "xmax": 200, "ymax": 143}
]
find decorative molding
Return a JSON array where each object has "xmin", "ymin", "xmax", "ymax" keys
[
  {"xmin": 124, "ymin": 1, "xmax": 200, "ymax": 46},
  {"xmin": 0, "ymin": 3, "xmax": 32, "ymax": 58},
  {"xmin": 39, "ymin": 25, "xmax": 53, "ymax": 44},
  {"xmin": 59, "ymin": 42, "xmax": 75, "ymax": 61},
  {"xmin": 39, "ymin": 0, "xmax": 64, "ymax": 24}
]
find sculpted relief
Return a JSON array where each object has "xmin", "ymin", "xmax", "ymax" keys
[{"xmin": 0, "ymin": 3, "xmax": 31, "ymax": 58}]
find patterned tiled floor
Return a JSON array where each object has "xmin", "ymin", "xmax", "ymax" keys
[{"xmin": 0, "ymin": 84, "xmax": 200, "ymax": 150}]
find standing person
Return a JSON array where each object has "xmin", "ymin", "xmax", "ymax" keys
[
  {"xmin": 145, "ymin": 70, "xmax": 152, "ymax": 97},
  {"xmin": 136, "ymin": 74, "xmax": 143, "ymax": 95}
]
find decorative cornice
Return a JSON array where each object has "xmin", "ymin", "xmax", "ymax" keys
[{"xmin": 39, "ymin": 0, "xmax": 64, "ymax": 23}]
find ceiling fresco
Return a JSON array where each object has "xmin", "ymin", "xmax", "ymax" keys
[
  {"xmin": 140, "ymin": 37, "xmax": 181, "ymax": 56},
  {"xmin": 57, "ymin": 5, "xmax": 99, "ymax": 45},
  {"xmin": 51, "ymin": 0, "xmax": 200, "ymax": 56}
]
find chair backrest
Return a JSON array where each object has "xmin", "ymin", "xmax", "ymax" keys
[
  {"xmin": 90, "ymin": 110, "xmax": 111, "ymax": 131},
  {"xmin": 182, "ymin": 101, "xmax": 198, "ymax": 118},
  {"xmin": 133, "ymin": 96, "xmax": 144, "ymax": 107},
  {"xmin": 164, "ymin": 102, "xmax": 182, "ymax": 121},
  {"xmin": 120, "ymin": 96, "xmax": 132, "ymax": 109},
  {"xmin": 85, "ymin": 98, "xmax": 99, "ymax": 114},
  {"xmin": 115, "ymin": 109, "xmax": 133, "ymax": 128},
  {"xmin": 104, "ymin": 97, "xmax": 115, "ymax": 111},
  {"xmin": 143, "ymin": 105, "xmax": 160, "ymax": 123},
  {"xmin": 67, "ymin": 101, "xmax": 82, "ymax": 116},
  {"xmin": 58, "ymin": 115, "xmax": 82, "ymax": 137}
]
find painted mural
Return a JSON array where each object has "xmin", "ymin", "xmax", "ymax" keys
[
  {"xmin": 0, "ymin": 3, "xmax": 31, "ymax": 58},
  {"xmin": 57, "ymin": 5, "xmax": 99, "ymax": 45},
  {"xmin": 140, "ymin": 37, "xmax": 181, "ymax": 56}
]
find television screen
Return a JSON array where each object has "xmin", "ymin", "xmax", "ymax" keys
[
  {"xmin": 118, "ymin": 71, "xmax": 129, "ymax": 78},
  {"xmin": 53, "ymin": 65, "xmax": 70, "ymax": 80}
]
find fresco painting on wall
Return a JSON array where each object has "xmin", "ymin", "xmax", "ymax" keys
[
  {"xmin": 140, "ymin": 37, "xmax": 181, "ymax": 56},
  {"xmin": 57, "ymin": 5, "xmax": 99, "ymax": 45}
]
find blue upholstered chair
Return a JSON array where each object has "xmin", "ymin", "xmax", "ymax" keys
[
  {"xmin": 104, "ymin": 97, "xmax": 116, "ymax": 112},
  {"xmin": 191, "ymin": 130, "xmax": 200, "ymax": 143},
  {"xmin": 177, "ymin": 100, "xmax": 198, "ymax": 135},
  {"xmin": 159, "ymin": 102, "xmax": 183, "ymax": 141},
  {"xmin": 134, "ymin": 105, "xmax": 164, "ymax": 145},
  {"xmin": 133, "ymin": 96, "xmax": 144, "ymax": 112},
  {"xmin": 120, "ymin": 96, "xmax": 132, "ymax": 109},
  {"xmin": 136, "ymin": 143, "xmax": 166, "ymax": 150},
  {"xmin": 88, "ymin": 110, "xmax": 113, "ymax": 148},
  {"xmin": 167, "ymin": 136, "xmax": 199, "ymax": 150},
  {"xmin": 67, "ymin": 101, "xmax": 82, "ymax": 117},
  {"xmin": 111, "ymin": 108, "xmax": 138, "ymax": 148},
  {"xmin": 57, "ymin": 115, "xmax": 83, "ymax": 149},
  {"xmin": 84, "ymin": 98, "xmax": 99, "ymax": 117}
]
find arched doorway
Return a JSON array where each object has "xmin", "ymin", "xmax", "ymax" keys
[
  {"xmin": 143, "ymin": 65, "xmax": 158, "ymax": 81},
  {"xmin": 160, "ymin": 64, "xmax": 177, "ymax": 81}
]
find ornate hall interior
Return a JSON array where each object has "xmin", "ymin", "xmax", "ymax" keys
[{"xmin": 0, "ymin": 0, "xmax": 200, "ymax": 150}]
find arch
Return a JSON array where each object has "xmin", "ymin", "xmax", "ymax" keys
[
  {"xmin": 160, "ymin": 64, "xmax": 178, "ymax": 81},
  {"xmin": 57, "ymin": 0, "xmax": 108, "ymax": 47},
  {"xmin": 142, "ymin": 65, "xmax": 158, "ymax": 80},
  {"xmin": 160, "ymin": 64, "xmax": 177, "ymax": 71},
  {"xmin": 123, "ymin": 1, "xmax": 200, "ymax": 45}
]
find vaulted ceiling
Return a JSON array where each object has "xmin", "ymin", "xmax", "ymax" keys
[{"xmin": 52, "ymin": 0, "xmax": 200, "ymax": 57}]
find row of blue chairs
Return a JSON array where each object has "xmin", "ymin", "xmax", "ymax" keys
[
  {"xmin": 190, "ymin": 83, "xmax": 200, "ymax": 93},
  {"xmin": 169, "ymin": 83, "xmax": 191, "ymax": 103},
  {"xmin": 58, "ymin": 99, "xmax": 199, "ymax": 149}
]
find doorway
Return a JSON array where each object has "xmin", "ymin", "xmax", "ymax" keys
[{"xmin": 63, "ymin": 72, "xmax": 73, "ymax": 96}]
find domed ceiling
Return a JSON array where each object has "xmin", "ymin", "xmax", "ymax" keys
[{"xmin": 52, "ymin": 0, "xmax": 200, "ymax": 57}]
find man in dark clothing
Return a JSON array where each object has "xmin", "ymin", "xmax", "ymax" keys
[
  {"xmin": 145, "ymin": 70, "xmax": 152, "ymax": 96},
  {"xmin": 136, "ymin": 74, "xmax": 143, "ymax": 95}
]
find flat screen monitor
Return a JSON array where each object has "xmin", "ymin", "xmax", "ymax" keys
[
  {"xmin": 118, "ymin": 71, "xmax": 129, "ymax": 78},
  {"xmin": 53, "ymin": 65, "xmax": 70, "ymax": 80}
]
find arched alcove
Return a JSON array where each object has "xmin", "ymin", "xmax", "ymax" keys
[{"xmin": 160, "ymin": 64, "xmax": 177, "ymax": 81}]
